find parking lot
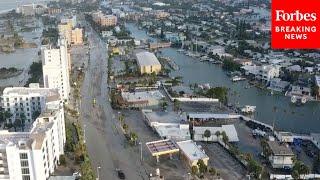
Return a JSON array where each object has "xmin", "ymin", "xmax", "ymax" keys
[{"xmin": 200, "ymin": 142, "xmax": 247, "ymax": 180}]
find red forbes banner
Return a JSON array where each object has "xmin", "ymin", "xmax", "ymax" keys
[{"xmin": 271, "ymin": 0, "xmax": 320, "ymax": 49}]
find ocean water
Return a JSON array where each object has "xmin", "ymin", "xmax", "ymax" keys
[{"xmin": 0, "ymin": 0, "xmax": 51, "ymax": 13}]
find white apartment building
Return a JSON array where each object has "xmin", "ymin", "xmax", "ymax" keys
[
  {"xmin": 242, "ymin": 65, "xmax": 280, "ymax": 82},
  {"xmin": 0, "ymin": 87, "xmax": 65, "ymax": 180},
  {"xmin": 1, "ymin": 84, "xmax": 60, "ymax": 126},
  {"xmin": 42, "ymin": 37, "xmax": 71, "ymax": 103}
]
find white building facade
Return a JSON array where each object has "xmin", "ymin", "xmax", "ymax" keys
[
  {"xmin": 0, "ymin": 87, "xmax": 65, "ymax": 180},
  {"xmin": 42, "ymin": 37, "xmax": 70, "ymax": 103},
  {"xmin": 1, "ymin": 84, "xmax": 60, "ymax": 126}
]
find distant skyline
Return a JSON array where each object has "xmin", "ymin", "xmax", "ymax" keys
[{"xmin": 0, "ymin": 0, "xmax": 51, "ymax": 13}]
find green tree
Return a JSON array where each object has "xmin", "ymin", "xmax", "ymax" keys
[
  {"xmin": 247, "ymin": 158, "xmax": 262, "ymax": 179},
  {"xmin": 221, "ymin": 131, "xmax": 229, "ymax": 146},
  {"xmin": 205, "ymin": 87, "xmax": 228, "ymax": 104},
  {"xmin": 208, "ymin": 167, "xmax": 216, "ymax": 176},
  {"xmin": 222, "ymin": 59, "xmax": 241, "ymax": 72},
  {"xmin": 80, "ymin": 159, "xmax": 96, "ymax": 180},
  {"xmin": 173, "ymin": 99, "xmax": 180, "ymax": 111},
  {"xmin": 197, "ymin": 159, "xmax": 208, "ymax": 174},
  {"xmin": 59, "ymin": 154, "xmax": 66, "ymax": 166},
  {"xmin": 0, "ymin": 110, "xmax": 12, "ymax": 124},
  {"xmin": 129, "ymin": 132, "xmax": 138, "ymax": 145},
  {"xmin": 13, "ymin": 119, "xmax": 22, "ymax": 131},
  {"xmin": 191, "ymin": 165, "xmax": 198, "ymax": 175},
  {"xmin": 215, "ymin": 131, "xmax": 221, "ymax": 139},
  {"xmin": 203, "ymin": 129, "xmax": 211, "ymax": 143},
  {"xmin": 292, "ymin": 160, "xmax": 310, "ymax": 179},
  {"xmin": 122, "ymin": 123, "xmax": 129, "ymax": 134},
  {"xmin": 118, "ymin": 114, "xmax": 125, "ymax": 125}
]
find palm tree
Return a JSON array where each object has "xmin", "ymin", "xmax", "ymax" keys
[
  {"xmin": 215, "ymin": 131, "xmax": 221, "ymax": 140},
  {"xmin": 130, "ymin": 132, "xmax": 138, "ymax": 145},
  {"xmin": 122, "ymin": 123, "xmax": 129, "ymax": 134},
  {"xmin": 13, "ymin": 119, "xmax": 22, "ymax": 132},
  {"xmin": 118, "ymin": 114, "xmax": 125, "ymax": 125},
  {"xmin": 203, "ymin": 129, "xmax": 211, "ymax": 143},
  {"xmin": 221, "ymin": 131, "xmax": 229, "ymax": 146},
  {"xmin": 173, "ymin": 99, "xmax": 180, "ymax": 111}
]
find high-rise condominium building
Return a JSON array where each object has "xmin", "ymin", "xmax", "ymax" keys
[{"xmin": 42, "ymin": 37, "xmax": 71, "ymax": 103}]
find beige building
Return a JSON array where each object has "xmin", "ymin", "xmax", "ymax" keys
[
  {"xmin": 136, "ymin": 51, "xmax": 162, "ymax": 75},
  {"xmin": 58, "ymin": 22, "xmax": 72, "ymax": 45},
  {"xmin": 92, "ymin": 12, "xmax": 117, "ymax": 27},
  {"xmin": 155, "ymin": 11, "xmax": 170, "ymax": 19},
  {"xmin": 71, "ymin": 28, "xmax": 83, "ymax": 45},
  {"xmin": 177, "ymin": 140, "xmax": 209, "ymax": 168}
]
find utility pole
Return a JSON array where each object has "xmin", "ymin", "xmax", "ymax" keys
[{"xmin": 139, "ymin": 142, "xmax": 143, "ymax": 162}]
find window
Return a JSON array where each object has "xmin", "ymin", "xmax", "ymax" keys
[
  {"xmin": 20, "ymin": 160, "xmax": 29, "ymax": 167},
  {"xmin": 21, "ymin": 168, "xmax": 29, "ymax": 174},
  {"xmin": 22, "ymin": 176, "xmax": 30, "ymax": 180},
  {"xmin": 20, "ymin": 153, "xmax": 28, "ymax": 160}
]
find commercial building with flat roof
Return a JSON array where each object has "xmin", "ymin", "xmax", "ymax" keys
[
  {"xmin": 142, "ymin": 110, "xmax": 190, "ymax": 141},
  {"xmin": 136, "ymin": 51, "xmax": 162, "ymax": 75},
  {"xmin": 121, "ymin": 90, "xmax": 164, "ymax": 107},
  {"xmin": 193, "ymin": 125, "xmax": 239, "ymax": 142},
  {"xmin": 267, "ymin": 141, "xmax": 294, "ymax": 169},
  {"xmin": 177, "ymin": 140, "xmax": 209, "ymax": 168}
]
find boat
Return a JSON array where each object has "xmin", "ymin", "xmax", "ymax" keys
[
  {"xmin": 241, "ymin": 105, "xmax": 256, "ymax": 114},
  {"xmin": 231, "ymin": 76, "xmax": 246, "ymax": 82}
]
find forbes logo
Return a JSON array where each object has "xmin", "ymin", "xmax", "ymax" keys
[{"xmin": 275, "ymin": 10, "xmax": 317, "ymax": 22}]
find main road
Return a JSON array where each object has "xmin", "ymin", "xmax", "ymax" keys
[{"xmin": 78, "ymin": 22, "xmax": 148, "ymax": 180}]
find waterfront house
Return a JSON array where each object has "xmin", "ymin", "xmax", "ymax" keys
[
  {"xmin": 288, "ymin": 85, "xmax": 312, "ymax": 98},
  {"xmin": 267, "ymin": 141, "xmax": 294, "ymax": 169},
  {"xmin": 234, "ymin": 58, "xmax": 253, "ymax": 66},
  {"xmin": 268, "ymin": 78, "xmax": 290, "ymax": 92},
  {"xmin": 242, "ymin": 65, "xmax": 280, "ymax": 82}
]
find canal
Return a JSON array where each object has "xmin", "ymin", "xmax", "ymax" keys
[{"xmin": 126, "ymin": 23, "xmax": 320, "ymax": 134}]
